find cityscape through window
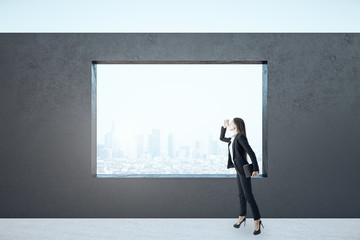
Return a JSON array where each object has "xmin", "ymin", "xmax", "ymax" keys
[{"xmin": 95, "ymin": 64, "xmax": 264, "ymax": 177}]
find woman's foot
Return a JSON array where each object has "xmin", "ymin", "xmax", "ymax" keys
[
  {"xmin": 233, "ymin": 216, "xmax": 246, "ymax": 228},
  {"xmin": 254, "ymin": 219, "xmax": 260, "ymax": 231},
  {"xmin": 237, "ymin": 216, "xmax": 245, "ymax": 224},
  {"xmin": 253, "ymin": 219, "xmax": 264, "ymax": 235}
]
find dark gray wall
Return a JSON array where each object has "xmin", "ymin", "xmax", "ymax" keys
[{"xmin": 1, "ymin": 33, "xmax": 359, "ymax": 218}]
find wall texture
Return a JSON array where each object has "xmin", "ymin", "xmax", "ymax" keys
[{"xmin": 0, "ymin": 33, "xmax": 359, "ymax": 218}]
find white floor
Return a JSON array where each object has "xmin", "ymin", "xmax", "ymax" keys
[{"xmin": 0, "ymin": 218, "xmax": 359, "ymax": 240}]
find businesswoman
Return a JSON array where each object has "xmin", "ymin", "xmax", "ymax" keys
[{"xmin": 220, "ymin": 118, "xmax": 264, "ymax": 235}]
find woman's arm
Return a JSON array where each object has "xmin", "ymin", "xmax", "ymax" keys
[
  {"xmin": 219, "ymin": 126, "xmax": 231, "ymax": 142},
  {"xmin": 237, "ymin": 134, "xmax": 260, "ymax": 172}
]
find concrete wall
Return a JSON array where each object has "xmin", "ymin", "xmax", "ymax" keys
[{"xmin": 0, "ymin": 33, "xmax": 359, "ymax": 218}]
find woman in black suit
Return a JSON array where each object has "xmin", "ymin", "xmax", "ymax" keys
[{"xmin": 220, "ymin": 118, "xmax": 264, "ymax": 235}]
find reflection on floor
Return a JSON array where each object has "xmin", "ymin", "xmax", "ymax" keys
[{"xmin": 0, "ymin": 218, "xmax": 359, "ymax": 240}]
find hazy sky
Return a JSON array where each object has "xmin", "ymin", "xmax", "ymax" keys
[
  {"xmin": 97, "ymin": 64, "xmax": 263, "ymax": 153},
  {"xmin": 1, "ymin": 0, "xmax": 359, "ymax": 32}
]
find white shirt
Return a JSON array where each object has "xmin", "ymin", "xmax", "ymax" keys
[{"xmin": 229, "ymin": 133, "xmax": 238, "ymax": 164}]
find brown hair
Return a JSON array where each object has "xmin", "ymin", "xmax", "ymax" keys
[{"xmin": 233, "ymin": 117, "xmax": 247, "ymax": 160}]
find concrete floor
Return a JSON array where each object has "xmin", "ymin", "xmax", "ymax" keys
[{"xmin": 0, "ymin": 218, "xmax": 359, "ymax": 240}]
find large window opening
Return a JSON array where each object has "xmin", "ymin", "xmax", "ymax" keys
[{"xmin": 91, "ymin": 62, "xmax": 268, "ymax": 178}]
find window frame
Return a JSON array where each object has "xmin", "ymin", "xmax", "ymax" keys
[{"xmin": 91, "ymin": 61, "xmax": 268, "ymax": 178}]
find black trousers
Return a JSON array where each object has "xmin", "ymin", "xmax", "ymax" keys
[{"xmin": 236, "ymin": 171, "xmax": 261, "ymax": 220}]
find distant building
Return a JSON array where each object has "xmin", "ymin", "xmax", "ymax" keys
[
  {"xmin": 148, "ymin": 129, "xmax": 160, "ymax": 158},
  {"xmin": 168, "ymin": 133, "xmax": 174, "ymax": 158}
]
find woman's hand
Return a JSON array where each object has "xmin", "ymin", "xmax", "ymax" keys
[
  {"xmin": 251, "ymin": 171, "xmax": 259, "ymax": 177},
  {"xmin": 224, "ymin": 119, "xmax": 229, "ymax": 128}
]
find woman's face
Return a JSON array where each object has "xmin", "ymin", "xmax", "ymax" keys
[{"xmin": 229, "ymin": 119, "xmax": 237, "ymax": 132}]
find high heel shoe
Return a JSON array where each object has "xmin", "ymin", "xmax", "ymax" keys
[
  {"xmin": 253, "ymin": 220, "xmax": 264, "ymax": 235},
  {"xmin": 233, "ymin": 217, "xmax": 246, "ymax": 228}
]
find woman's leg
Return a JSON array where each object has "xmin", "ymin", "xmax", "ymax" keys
[
  {"xmin": 236, "ymin": 171, "xmax": 247, "ymax": 217},
  {"xmin": 239, "ymin": 173, "xmax": 261, "ymax": 220}
]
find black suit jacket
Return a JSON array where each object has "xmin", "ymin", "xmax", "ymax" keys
[{"xmin": 219, "ymin": 126, "xmax": 259, "ymax": 175}]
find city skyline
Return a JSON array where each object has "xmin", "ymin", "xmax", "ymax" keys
[
  {"xmin": 97, "ymin": 122, "xmax": 263, "ymax": 175},
  {"xmin": 98, "ymin": 121, "xmax": 262, "ymax": 159}
]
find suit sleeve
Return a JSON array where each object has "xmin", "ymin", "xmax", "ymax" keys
[
  {"xmin": 219, "ymin": 126, "xmax": 231, "ymax": 142},
  {"xmin": 237, "ymin": 134, "xmax": 260, "ymax": 172}
]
